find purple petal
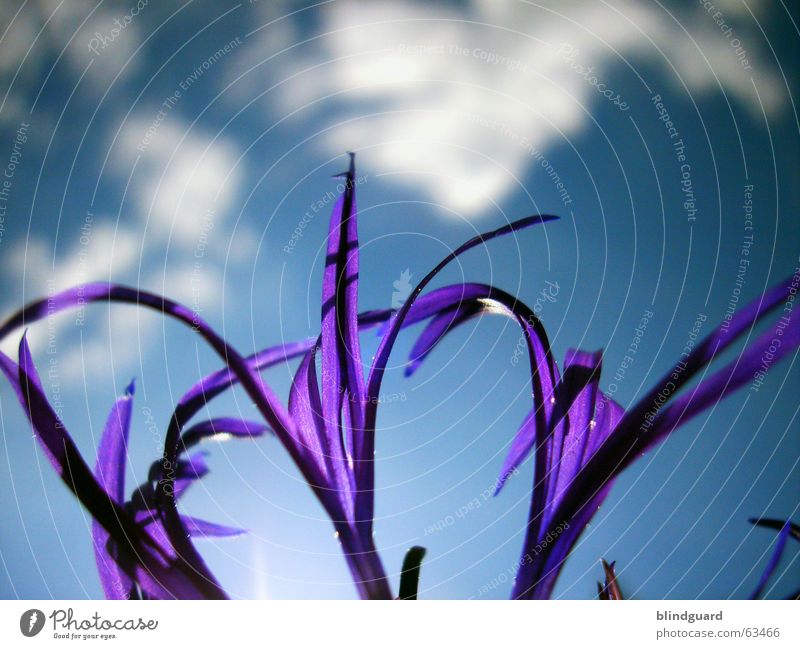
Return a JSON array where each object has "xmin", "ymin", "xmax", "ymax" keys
[
  {"xmin": 94, "ymin": 379, "xmax": 135, "ymax": 503},
  {"xmin": 547, "ymin": 350, "xmax": 603, "ymax": 517},
  {"xmin": 582, "ymin": 391, "xmax": 625, "ymax": 465},
  {"xmin": 181, "ymin": 516, "xmax": 246, "ymax": 538},
  {"xmin": 180, "ymin": 417, "xmax": 270, "ymax": 450},
  {"xmin": 0, "ymin": 337, "xmax": 225, "ymax": 599},
  {"xmin": 750, "ymin": 521, "xmax": 791, "ymax": 599},
  {"xmin": 175, "ymin": 452, "xmax": 210, "ymax": 481},
  {"xmin": 319, "ymin": 154, "xmax": 368, "ymax": 521},
  {"xmin": 288, "ymin": 353, "xmax": 334, "ymax": 486},
  {"xmin": 0, "ymin": 347, "xmax": 62, "ymax": 475},
  {"xmin": 92, "ymin": 380, "xmax": 135, "ymax": 600},
  {"xmin": 375, "ymin": 284, "xmax": 502, "ymax": 339},
  {"xmin": 519, "ymin": 277, "xmax": 799, "ymax": 599},
  {"xmin": 405, "ymin": 302, "xmax": 485, "ymax": 377},
  {"xmin": 0, "ymin": 282, "xmax": 306, "ymax": 580},
  {"xmin": 365, "ymin": 238, "xmax": 558, "ymax": 525}
]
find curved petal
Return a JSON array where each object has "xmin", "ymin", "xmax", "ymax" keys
[
  {"xmin": 362, "ymin": 216, "xmax": 558, "ymax": 528},
  {"xmin": 517, "ymin": 277, "xmax": 799, "ymax": 599},
  {"xmin": 180, "ymin": 417, "xmax": 270, "ymax": 450},
  {"xmin": 0, "ymin": 338, "xmax": 225, "ymax": 599},
  {"xmin": 0, "ymin": 283, "xmax": 312, "ymax": 580}
]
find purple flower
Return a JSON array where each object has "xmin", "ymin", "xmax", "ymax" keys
[
  {"xmin": 405, "ymin": 269, "xmax": 800, "ymax": 598},
  {"xmin": 93, "ymin": 381, "xmax": 267, "ymax": 599},
  {"xmin": 0, "ymin": 338, "xmax": 228, "ymax": 599},
  {"xmin": 275, "ymin": 154, "xmax": 556, "ymax": 597},
  {"xmin": 1, "ymin": 153, "xmax": 797, "ymax": 600}
]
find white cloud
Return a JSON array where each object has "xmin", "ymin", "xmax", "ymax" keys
[
  {"xmin": 116, "ymin": 119, "xmax": 243, "ymax": 249},
  {"xmin": 0, "ymin": 221, "xmax": 142, "ymax": 358},
  {"xmin": 0, "ymin": 0, "xmax": 146, "ymax": 125},
  {"xmin": 5, "ymin": 118, "xmax": 249, "ymax": 382},
  {"xmin": 236, "ymin": 0, "xmax": 786, "ymax": 215}
]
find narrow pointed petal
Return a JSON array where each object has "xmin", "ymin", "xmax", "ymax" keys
[
  {"xmin": 0, "ymin": 338, "xmax": 225, "ymax": 599},
  {"xmin": 547, "ymin": 350, "xmax": 603, "ymax": 516},
  {"xmin": 601, "ymin": 559, "xmax": 624, "ymax": 600},
  {"xmin": 94, "ymin": 380, "xmax": 135, "ymax": 502},
  {"xmin": 750, "ymin": 521, "xmax": 791, "ymax": 599},
  {"xmin": 518, "ymin": 276, "xmax": 800, "ymax": 599},
  {"xmin": 92, "ymin": 381, "xmax": 135, "ymax": 600},
  {"xmin": 181, "ymin": 516, "xmax": 246, "ymax": 538},
  {"xmin": 320, "ymin": 155, "xmax": 367, "ymax": 513},
  {"xmin": 405, "ymin": 303, "xmax": 484, "ymax": 377},
  {"xmin": 288, "ymin": 353, "xmax": 331, "ymax": 477},
  {"xmin": 0, "ymin": 350, "xmax": 61, "ymax": 474}
]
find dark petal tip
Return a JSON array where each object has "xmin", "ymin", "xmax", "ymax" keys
[{"xmin": 398, "ymin": 545, "xmax": 427, "ymax": 600}]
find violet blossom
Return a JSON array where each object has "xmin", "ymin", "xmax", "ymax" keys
[{"xmin": 0, "ymin": 155, "xmax": 797, "ymax": 600}]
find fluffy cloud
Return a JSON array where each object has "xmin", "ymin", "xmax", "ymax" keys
[
  {"xmin": 239, "ymin": 0, "xmax": 785, "ymax": 214},
  {"xmin": 0, "ymin": 0, "xmax": 147, "ymax": 124},
  {"xmin": 115, "ymin": 118, "xmax": 242, "ymax": 249}
]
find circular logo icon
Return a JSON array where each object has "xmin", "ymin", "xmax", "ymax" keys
[{"xmin": 20, "ymin": 609, "xmax": 45, "ymax": 637}]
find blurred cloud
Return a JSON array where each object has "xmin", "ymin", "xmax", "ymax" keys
[
  {"xmin": 0, "ymin": 219, "xmax": 142, "ymax": 362},
  {"xmin": 0, "ymin": 114, "xmax": 242, "ymax": 374},
  {"xmin": 115, "ymin": 118, "xmax": 242, "ymax": 248},
  {"xmin": 0, "ymin": 0, "xmax": 146, "ymax": 124},
  {"xmin": 238, "ymin": 0, "xmax": 786, "ymax": 215}
]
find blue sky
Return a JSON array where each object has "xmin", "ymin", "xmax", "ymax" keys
[{"xmin": 0, "ymin": 0, "xmax": 798, "ymax": 599}]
